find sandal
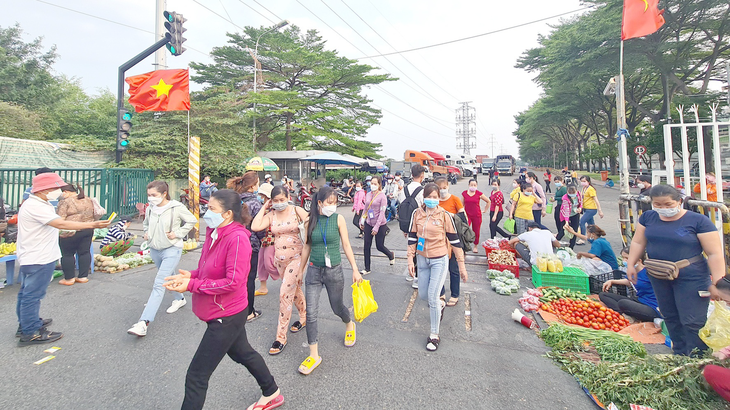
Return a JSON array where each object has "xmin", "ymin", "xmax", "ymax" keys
[
  {"xmin": 440, "ymin": 299, "xmax": 446, "ymax": 322},
  {"xmin": 290, "ymin": 321, "xmax": 305, "ymax": 333},
  {"xmin": 426, "ymin": 336, "xmax": 440, "ymax": 351},
  {"xmin": 58, "ymin": 278, "xmax": 75, "ymax": 286},
  {"xmin": 247, "ymin": 394, "xmax": 285, "ymax": 410},
  {"xmin": 268, "ymin": 341, "xmax": 286, "ymax": 355},
  {"xmin": 75, "ymin": 277, "xmax": 89, "ymax": 283},
  {"xmin": 247, "ymin": 310, "xmax": 263, "ymax": 323},
  {"xmin": 446, "ymin": 298, "xmax": 458, "ymax": 307},
  {"xmin": 298, "ymin": 356, "xmax": 322, "ymax": 375},
  {"xmin": 254, "ymin": 289, "xmax": 268, "ymax": 296},
  {"xmin": 344, "ymin": 323, "xmax": 356, "ymax": 347}
]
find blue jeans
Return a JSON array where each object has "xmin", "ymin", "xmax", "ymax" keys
[
  {"xmin": 388, "ymin": 198, "xmax": 398, "ymax": 221},
  {"xmin": 140, "ymin": 247, "xmax": 184, "ymax": 323},
  {"xmin": 417, "ymin": 255, "xmax": 449, "ymax": 335},
  {"xmin": 16, "ymin": 261, "xmax": 56, "ymax": 335},
  {"xmin": 448, "ymin": 253, "xmax": 460, "ymax": 299},
  {"xmin": 579, "ymin": 209, "xmax": 598, "ymax": 235},
  {"xmin": 304, "ymin": 264, "xmax": 351, "ymax": 345}
]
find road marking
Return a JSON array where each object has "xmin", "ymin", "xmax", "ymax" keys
[
  {"xmin": 402, "ymin": 289, "xmax": 418, "ymax": 322},
  {"xmin": 465, "ymin": 292, "xmax": 472, "ymax": 331}
]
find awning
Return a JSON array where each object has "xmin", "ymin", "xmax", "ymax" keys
[{"xmin": 299, "ymin": 152, "xmax": 364, "ymax": 166}]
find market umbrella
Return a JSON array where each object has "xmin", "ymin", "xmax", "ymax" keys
[{"xmin": 244, "ymin": 156, "xmax": 279, "ymax": 171}]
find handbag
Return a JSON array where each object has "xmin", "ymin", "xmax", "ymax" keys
[
  {"xmin": 644, "ymin": 255, "xmax": 704, "ymax": 280},
  {"xmin": 295, "ymin": 208, "xmax": 307, "ymax": 243},
  {"xmin": 91, "ymin": 198, "xmax": 106, "ymax": 220}
]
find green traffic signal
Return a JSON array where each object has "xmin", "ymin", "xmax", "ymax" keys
[
  {"xmin": 122, "ymin": 112, "xmax": 132, "ymax": 121},
  {"xmin": 120, "ymin": 140, "xmax": 129, "ymax": 147},
  {"xmin": 166, "ymin": 43, "xmax": 177, "ymax": 55}
]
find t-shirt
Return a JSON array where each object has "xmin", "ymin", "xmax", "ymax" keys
[
  {"xmin": 639, "ymin": 210, "xmax": 716, "ymax": 279},
  {"xmin": 16, "ymin": 195, "xmax": 61, "ymax": 266},
  {"xmin": 511, "ymin": 191, "xmax": 536, "ymax": 220},
  {"xmin": 400, "ymin": 181, "xmax": 424, "ymax": 206},
  {"xmin": 461, "ymin": 190, "xmax": 483, "ymax": 218},
  {"xmin": 588, "ymin": 237, "xmax": 618, "ymax": 269},
  {"xmin": 518, "ymin": 229, "xmax": 555, "ymax": 264},
  {"xmin": 633, "ymin": 268, "xmax": 660, "ymax": 314},
  {"xmin": 439, "ymin": 194, "xmax": 463, "ymax": 215},
  {"xmin": 22, "ymin": 186, "xmax": 59, "ymax": 207},
  {"xmin": 489, "ymin": 190, "xmax": 504, "ymax": 212},
  {"xmin": 582, "ymin": 185, "xmax": 598, "ymax": 209},
  {"xmin": 553, "ymin": 186, "xmax": 567, "ymax": 209}
]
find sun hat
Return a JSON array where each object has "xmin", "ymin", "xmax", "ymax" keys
[
  {"xmin": 258, "ymin": 183, "xmax": 273, "ymax": 199},
  {"xmin": 31, "ymin": 173, "xmax": 66, "ymax": 193}
]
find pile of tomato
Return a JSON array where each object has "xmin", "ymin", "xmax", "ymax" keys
[{"xmin": 540, "ymin": 298, "xmax": 630, "ymax": 332}]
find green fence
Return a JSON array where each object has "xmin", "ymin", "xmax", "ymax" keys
[{"xmin": 0, "ymin": 168, "xmax": 154, "ymax": 217}]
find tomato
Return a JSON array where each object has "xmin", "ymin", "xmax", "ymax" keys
[
  {"xmin": 592, "ymin": 323, "xmax": 600, "ymax": 330},
  {"xmin": 597, "ymin": 317, "xmax": 604, "ymax": 323},
  {"xmin": 606, "ymin": 314, "xmax": 613, "ymax": 321},
  {"xmin": 599, "ymin": 323, "xmax": 606, "ymax": 330},
  {"xmin": 578, "ymin": 318, "xmax": 584, "ymax": 324},
  {"xmin": 598, "ymin": 311, "xmax": 606, "ymax": 318},
  {"xmin": 600, "ymin": 307, "xmax": 607, "ymax": 312},
  {"xmin": 612, "ymin": 326, "xmax": 620, "ymax": 332},
  {"xmin": 589, "ymin": 314, "xmax": 596, "ymax": 320}
]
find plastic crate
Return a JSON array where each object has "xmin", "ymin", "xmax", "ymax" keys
[
  {"xmin": 483, "ymin": 246, "xmax": 518, "ymax": 259},
  {"xmin": 587, "ymin": 270, "xmax": 636, "ymax": 297},
  {"xmin": 531, "ymin": 266, "xmax": 589, "ymax": 294},
  {"xmin": 488, "ymin": 262, "xmax": 520, "ymax": 278}
]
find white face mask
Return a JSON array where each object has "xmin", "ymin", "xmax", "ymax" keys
[
  {"xmin": 321, "ymin": 205, "xmax": 337, "ymax": 217},
  {"xmin": 439, "ymin": 189, "xmax": 449, "ymax": 199},
  {"xmin": 148, "ymin": 196, "xmax": 163, "ymax": 206},
  {"xmin": 272, "ymin": 202, "xmax": 288, "ymax": 212},
  {"xmin": 653, "ymin": 205, "xmax": 681, "ymax": 218},
  {"xmin": 637, "ymin": 183, "xmax": 646, "ymax": 189},
  {"xmin": 46, "ymin": 189, "xmax": 62, "ymax": 201}
]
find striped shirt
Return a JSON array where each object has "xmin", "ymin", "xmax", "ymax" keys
[
  {"xmin": 100, "ymin": 221, "xmax": 133, "ymax": 247},
  {"xmin": 309, "ymin": 214, "xmax": 341, "ymax": 267}
]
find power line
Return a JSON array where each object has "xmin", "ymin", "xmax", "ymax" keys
[
  {"xmin": 376, "ymin": 106, "xmax": 453, "ymax": 139},
  {"xmin": 219, "ymin": 0, "xmax": 234, "ymax": 23},
  {"xmin": 252, "ymin": 0, "xmax": 283, "ymax": 21},
  {"xmin": 375, "ymin": 86, "xmax": 454, "ymax": 131},
  {"xmin": 235, "ymin": 0, "xmax": 276, "ymax": 24},
  {"xmin": 356, "ymin": 6, "xmax": 595, "ymax": 59},
  {"xmin": 192, "ymin": 0, "xmax": 245, "ymax": 31}
]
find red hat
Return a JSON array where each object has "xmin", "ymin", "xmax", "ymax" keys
[{"xmin": 31, "ymin": 173, "xmax": 66, "ymax": 193}]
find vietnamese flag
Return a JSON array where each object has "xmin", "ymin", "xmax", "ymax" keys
[
  {"xmin": 621, "ymin": 0, "xmax": 665, "ymax": 40},
  {"xmin": 126, "ymin": 69, "xmax": 190, "ymax": 112}
]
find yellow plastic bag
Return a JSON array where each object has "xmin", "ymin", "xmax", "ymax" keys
[
  {"xmin": 352, "ymin": 280, "xmax": 378, "ymax": 322},
  {"xmin": 699, "ymin": 300, "xmax": 730, "ymax": 352}
]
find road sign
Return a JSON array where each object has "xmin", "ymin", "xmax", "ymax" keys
[{"xmin": 634, "ymin": 145, "xmax": 646, "ymax": 155}]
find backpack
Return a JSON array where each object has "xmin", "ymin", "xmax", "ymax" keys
[
  {"xmin": 397, "ymin": 185, "xmax": 423, "ymax": 233},
  {"xmin": 451, "ymin": 212, "xmax": 475, "ymax": 252}
]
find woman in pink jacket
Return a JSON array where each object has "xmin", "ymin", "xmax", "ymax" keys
[
  {"xmin": 359, "ymin": 176, "xmax": 394, "ymax": 274},
  {"xmin": 559, "ymin": 184, "xmax": 582, "ymax": 249},
  {"xmin": 351, "ymin": 180, "xmax": 366, "ymax": 238},
  {"xmin": 164, "ymin": 189, "xmax": 283, "ymax": 410}
]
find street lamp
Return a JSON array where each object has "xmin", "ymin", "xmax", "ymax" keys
[{"xmin": 252, "ymin": 20, "xmax": 289, "ymax": 152}]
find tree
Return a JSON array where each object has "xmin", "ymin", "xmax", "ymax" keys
[
  {"xmin": 0, "ymin": 101, "xmax": 45, "ymax": 139},
  {"xmin": 191, "ymin": 25, "xmax": 394, "ymax": 157}
]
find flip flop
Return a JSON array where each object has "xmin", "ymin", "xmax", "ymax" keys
[
  {"xmin": 344, "ymin": 323, "xmax": 356, "ymax": 347},
  {"xmin": 446, "ymin": 298, "xmax": 458, "ymax": 307},
  {"xmin": 290, "ymin": 321, "xmax": 305, "ymax": 333},
  {"xmin": 254, "ymin": 289, "xmax": 268, "ymax": 296},
  {"xmin": 298, "ymin": 356, "xmax": 322, "ymax": 375},
  {"xmin": 247, "ymin": 394, "xmax": 285, "ymax": 410}
]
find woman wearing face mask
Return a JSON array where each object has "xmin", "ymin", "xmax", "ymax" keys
[
  {"xmin": 627, "ymin": 185, "xmax": 725, "ymax": 356},
  {"xmin": 352, "ymin": 181, "xmax": 366, "ymax": 238},
  {"xmin": 526, "ymin": 172, "xmax": 548, "ymax": 229},
  {"xmin": 508, "ymin": 183, "xmax": 542, "ymax": 235},
  {"xmin": 360, "ymin": 176, "xmax": 395, "ymax": 275},
  {"xmin": 560, "ymin": 184, "xmax": 582, "ymax": 248},
  {"xmin": 227, "ymin": 171, "xmax": 265, "ymax": 322},
  {"xmin": 56, "ymin": 184, "xmax": 96, "ymax": 286},
  {"xmin": 254, "ymin": 183, "xmax": 279, "ymax": 297},
  {"xmin": 551, "ymin": 176, "xmax": 567, "ymax": 241},
  {"xmin": 435, "ymin": 176, "xmax": 466, "ymax": 305},
  {"xmin": 543, "ymin": 168, "xmax": 552, "ymax": 193},
  {"xmin": 251, "ymin": 186, "xmax": 309, "ymax": 355},
  {"xmin": 407, "ymin": 183, "xmax": 468, "ymax": 351},
  {"xmin": 578, "ymin": 176, "xmax": 603, "ymax": 244},
  {"xmin": 564, "ymin": 224, "xmax": 619, "ymax": 269},
  {"xmin": 163, "ymin": 189, "xmax": 283, "ymax": 410},
  {"xmin": 127, "ymin": 181, "xmax": 197, "ymax": 337},
  {"xmin": 599, "ymin": 247, "xmax": 660, "ymax": 322},
  {"xmin": 297, "ymin": 187, "xmax": 363, "ymax": 375},
  {"xmin": 462, "ymin": 179, "xmax": 489, "ymax": 253},
  {"xmin": 487, "ymin": 179, "xmax": 511, "ymax": 239},
  {"xmin": 693, "ymin": 172, "xmax": 718, "ymax": 202}
]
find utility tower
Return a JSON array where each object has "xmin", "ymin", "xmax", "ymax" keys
[{"xmin": 455, "ymin": 102, "xmax": 476, "ymax": 155}]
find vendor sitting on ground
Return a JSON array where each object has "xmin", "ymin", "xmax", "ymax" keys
[
  {"xmin": 599, "ymin": 246, "xmax": 660, "ymax": 322},
  {"xmin": 702, "ymin": 276, "xmax": 730, "ymax": 402},
  {"xmin": 508, "ymin": 221, "xmax": 561, "ymax": 267},
  {"xmin": 564, "ymin": 223, "xmax": 619, "ymax": 269},
  {"xmin": 100, "ymin": 217, "xmax": 135, "ymax": 256}
]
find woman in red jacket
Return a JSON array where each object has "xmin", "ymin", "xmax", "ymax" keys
[{"xmin": 164, "ymin": 189, "xmax": 283, "ymax": 410}]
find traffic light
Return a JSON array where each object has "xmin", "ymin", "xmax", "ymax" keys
[
  {"xmin": 164, "ymin": 11, "xmax": 187, "ymax": 56},
  {"xmin": 117, "ymin": 109, "xmax": 132, "ymax": 151}
]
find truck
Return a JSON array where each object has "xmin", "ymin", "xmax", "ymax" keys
[
  {"xmin": 389, "ymin": 160, "xmax": 432, "ymax": 184},
  {"xmin": 481, "ymin": 158, "xmax": 495, "ymax": 175},
  {"xmin": 444, "ymin": 153, "xmax": 476, "ymax": 177},
  {"xmin": 405, "ymin": 150, "xmax": 447, "ymax": 181},
  {"xmin": 422, "ymin": 151, "xmax": 462, "ymax": 179},
  {"xmin": 475, "ymin": 155, "xmax": 490, "ymax": 164},
  {"xmin": 495, "ymin": 154, "xmax": 516, "ymax": 175},
  {"xmin": 460, "ymin": 154, "xmax": 480, "ymax": 176}
]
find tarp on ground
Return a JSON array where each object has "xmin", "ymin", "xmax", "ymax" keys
[{"xmin": 0, "ymin": 136, "xmax": 113, "ymax": 169}]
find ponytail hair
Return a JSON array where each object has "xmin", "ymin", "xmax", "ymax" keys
[
  {"xmin": 227, "ymin": 171, "xmax": 259, "ymax": 194},
  {"xmin": 306, "ymin": 186, "xmax": 338, "ymax": 244},
  {"xmin": 147, "ymin": 180, "xmax": 171, "ymax": 200},
  {"xmin": 210, "ymin": 189, "xmax": 252, "ymax": 226},
  {"xmin": 61, "ymin": 183, "xmax": 86, "ymax": 200}
]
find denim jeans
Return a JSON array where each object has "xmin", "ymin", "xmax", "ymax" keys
[
  {"xmin": 140, "ymin": 247, "xmax": 184, "ymax": 323},
  {"xmin": 16, "ymin": 261, "xmax": 56, "ymax": 335},
  {"xmin": 304, "ymin": 264, "xmax": 351, "ymax": 345},
  {"xmin": 416, "ymin": 255, "xmax": 449, "ymax": 335},
  {"xmin": 388, "ymin": 198, "xmax": 398, "ymax": 221},
  {"xmin": 580, "ymin": 209, "xmax": 598, "ymax": 235}
]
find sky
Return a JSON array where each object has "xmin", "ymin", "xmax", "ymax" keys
[{"xmin": 2, "ymin": 0, "xmax": 593, "ymax": 160}]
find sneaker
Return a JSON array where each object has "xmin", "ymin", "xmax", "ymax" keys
[
  {"xmin": 576, "ymin": 239, "xmax": 585, "ymax": 245},
  {"xmin": 166, "ymin": 298, "xmax": 187, "ymax": 314},
  {"xmin": 405, "ymin": 275, "xmax": 414, "ymax": 282},
  {"xmin": 389, "ymin": 258, "xmax": 395, "ymax": 266},
  {"xmin": 127, "ymin": 321, "xmax": 148, "ymax": 337},
  {"xmin": 18, "ymin": 328, "xmax": 63, "ymax": 347},
  {"xmin": 360, "ymin": 269, "xmax": 371, "ymax": 275},
  {"xmin": 16, "ymin": 318, "xmax": 52, "ymax": 338},
  {"xmin": 411, "ymin": 280, "xmax": 418, "ymax": 289}
]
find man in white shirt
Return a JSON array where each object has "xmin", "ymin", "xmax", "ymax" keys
[
  {"xmin": 401, "ymin": 165, "xmax": 425, "ymax": 287},
  {"xmin": 16, "ymin": 173, "xmax": 109, "ymax": 346},
  {"xmin": 509, "ymin": 221, "xmax": 560, "ymax": 267}
]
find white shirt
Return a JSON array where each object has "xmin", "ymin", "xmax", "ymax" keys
[
  {"xmin": 517, "ymin": 229, "xmax": 555, "ymax": 265},
  {"xmin": 16, "ymin": 195, "xmax": 61, "ymax": 266},
  {"xmin": 400, "ymin": 181, "xmax": 424, "ymax": 206}
]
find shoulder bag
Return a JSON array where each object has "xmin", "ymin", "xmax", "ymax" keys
[{"xmin": 644, "ymin": 254, "xmax": 705, "ymax": 280}]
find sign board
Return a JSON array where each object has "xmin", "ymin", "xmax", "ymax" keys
[{"xmin": 634, "ymin": 145, "xmax": 647, "ymax": 155}]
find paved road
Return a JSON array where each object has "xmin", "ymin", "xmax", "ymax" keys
[{"xmin": 0, "ymin": 172, "xmax": 638, "ymax": 409}]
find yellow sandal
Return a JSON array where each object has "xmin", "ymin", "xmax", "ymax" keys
[
  {"xmin": 344, "ymin": 323, "xmax": 356, "ymax": 347},
  {"xmin": 298, "ymin": 356, "xmax": 322, "ymax": 375}
]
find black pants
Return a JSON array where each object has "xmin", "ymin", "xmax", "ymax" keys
[
  {"xmin": 599, "ymin": 292, "xmax": 659, "ymax": 323},
  {"xmin": 554, "ymin": 206, "xmax": 565, "ymax": 241},
  {"xmin": 353, "ymin": 211, "xmax": 363, "ymax": 235},
  {"xmin": 532, "ymin": 210, "xmax": 548, "ymax": 230},
  {"xmin": 566, "ymin": 214, "xmax": 579, "ymax": 248},
  {"xmin": 489, "ymin": 211, "xmax": 511, "ymax": 238},
  {"xmin": 248, "ymin": 251, "xmax": 258, "ymax": 316},
  {"xmin": 544, "ymin": 181, "xmax": 551, "ymax": 193},
  {"xmin": 59, "ymin": 229, "xmax": 94, "ymax": 280},
  {"xmin": 363, "ymin": 222, "xmax": 393, "ymax": 270},
  {"xmin": 182, "ymin": 310, "xmax": 278, "ymax": 410}
]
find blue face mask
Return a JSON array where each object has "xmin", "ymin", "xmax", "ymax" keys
[
  {"xmin": 424, "ymin": 199, "xmax": 439, "ymax": 209},
  {"xmin": 555, "ymin": 183, "xmax": 562, "ymax": 187},
  {"xmin": 568, "ymin": 193, "xmax": 577, "ymax": 198},
  {"xmin": 587, "ymin": 238, "xmax": 595, "ymax": 244},
  {"xmin": 203, "ymin": 209, "xmax": 225, "ymax": 229},
  {"xmin": 257, "ymin": 196, "xmax": 265, "ymax": 204}
]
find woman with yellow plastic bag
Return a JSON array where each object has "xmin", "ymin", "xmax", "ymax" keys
[
  {"xmin": 297, "ymin": 187, "xmax": 363, "ymax": 375},
  {"xmin": 407, "ymin": 183, "xmax": 468, "ymax": 351}
]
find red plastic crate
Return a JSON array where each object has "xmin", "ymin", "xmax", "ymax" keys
[{"xmin": 488, "ymin": 261, "xmax": 520, "ymax": 278}]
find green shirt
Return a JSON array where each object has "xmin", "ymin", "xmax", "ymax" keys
[
  {"xmin": 309, "ymin": 214, "xmax": 342, "ymax": 267},
  {"xmin": 554, "ymin": 186, "xmax": 567, "ymax": 208}
]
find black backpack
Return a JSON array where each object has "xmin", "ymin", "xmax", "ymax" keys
[{"xmin": 397, "ymin": 185, "xmax": 423, "ymax": 233}]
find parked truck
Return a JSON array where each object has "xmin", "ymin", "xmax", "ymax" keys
[
  {"xmin": 495, "ymin": 154, "xmax": 516, "ymax": 175},
  {"xmin": 481, "ymin": 158, "xmax": 495, "ymax": 175},
  {"xmin": 404, "ymin": 150, "xmax": 447, "ymax": 180},
  {"xmin": 423, "ymin": 151, "xmax": 462, "ymax": 178},
  {"xmin": 460, "ymin": 154, "xmax": 480, "ymax": 176},
  {"xmin": 390, "ymin": 160, "xmax": 432, "ymax": 184},
  {"xmin": 444, "ymin": 153, "xmax": 477, "ymax": 177}
]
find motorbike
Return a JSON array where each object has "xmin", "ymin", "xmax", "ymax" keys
[
  {"xmin": 295, "ymin": 182, "xmax": 314, "ymax": 212},
  {"xmin": 180, "ymin": 189, "xmax": 209, "ymax": 215},
  {"xmin": 336, "ymin": 190, "xmax": 353, "ymax": 207}
]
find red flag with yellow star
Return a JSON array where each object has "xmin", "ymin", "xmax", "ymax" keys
[
  {"xmin": 126, "ymin": 69, "xmax": 190, "ymax": 112},
  {"xmin": 621, "ymin": 0, "xmax": 665, "ymax": 40}
]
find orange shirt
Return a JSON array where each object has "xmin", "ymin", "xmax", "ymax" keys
[
  {"xmin": 693, "ymin": 183, "xmax": 717, "ymax": 202},
  {"xmin": 439, "ymin": 194, "xmax": 463, "ymax": 214}
]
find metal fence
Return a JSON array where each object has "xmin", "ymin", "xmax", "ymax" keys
[{"xmin": 0, "ymin": 168, "xmax": 154, "ymax": 217}]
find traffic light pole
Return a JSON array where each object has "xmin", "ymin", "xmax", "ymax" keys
[{"xmin": 116, "ymin": 34, "xmax": 171, "ymax": 163}]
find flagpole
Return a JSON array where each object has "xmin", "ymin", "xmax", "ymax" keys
[{"xmin": 617, "ymin": 39, "xmax": 630, "ymax": 196}]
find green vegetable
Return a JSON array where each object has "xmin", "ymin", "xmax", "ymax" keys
[{"xmin": 541, "ymin": 323, "xmax": 646, "ymax": 362}]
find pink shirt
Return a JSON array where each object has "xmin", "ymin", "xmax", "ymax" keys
[
  {"xmin": 352, "ymin": 189, "xmax": 366, "ymax": 212},
  {"xmin": 362, "ymin": 190, "xmax": 388, "ymax": 230}
]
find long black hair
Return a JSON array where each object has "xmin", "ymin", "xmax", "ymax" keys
[
  {"xmin": 210, "ymin": 189, "xmax": 252, "ymax": 226},
  {"xmin": 271, "ymin": 185, "xmax": 289, "ymax": 200},
  {"xmin": 306, "ymin": 186, "xmax": 338, "ymax": 244}
]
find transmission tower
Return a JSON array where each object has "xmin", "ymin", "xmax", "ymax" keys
[{"xmin": 455, "ymin": 102, "xmax": 476, "ymax": 154}]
